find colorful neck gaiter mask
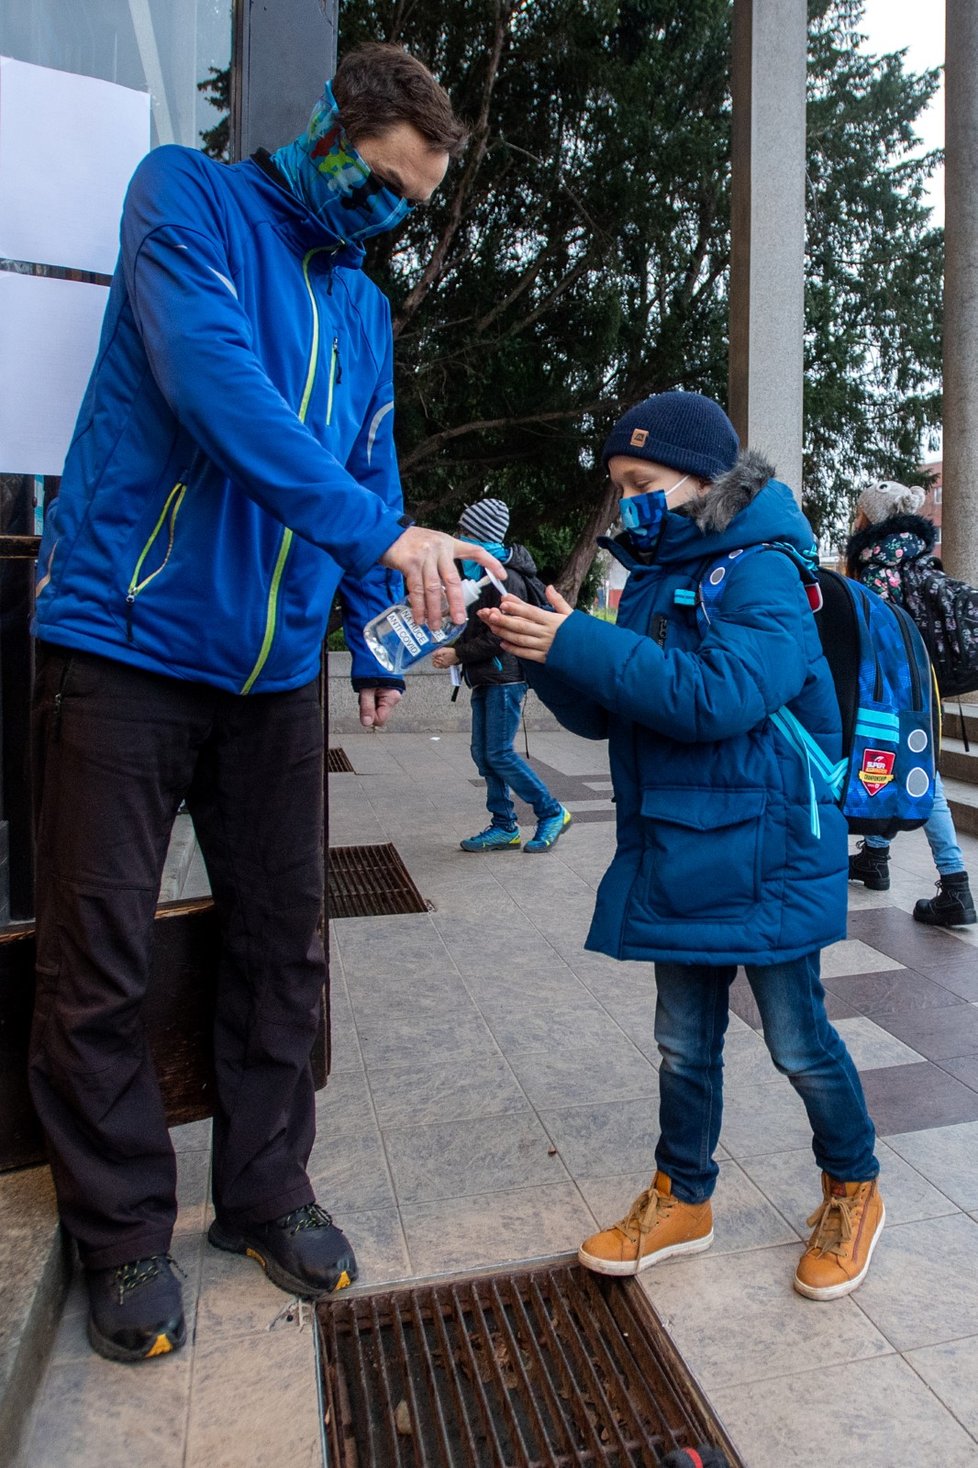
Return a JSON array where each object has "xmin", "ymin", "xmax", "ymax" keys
[
  {"xmin": 457, "ymin": 536, "xmax": 509, "ymax": 581},
  {"xmin": 271, "ymin": 81, "xmax": 414, "ymax": 243}
]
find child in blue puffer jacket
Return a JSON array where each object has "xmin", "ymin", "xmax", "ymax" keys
[{"xmin": 482, "ymin": 391, "xmax": 884, "ymax": 1302}]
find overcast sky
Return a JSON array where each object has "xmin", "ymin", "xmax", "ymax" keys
[{"xmin": 858, "ymin": 0, "xmax": 945, "ymax": 223}]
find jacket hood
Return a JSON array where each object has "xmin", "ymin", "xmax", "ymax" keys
[
  {"xmin": 506, "ymin": 542, "xmax": 539, "ymax": 577},
  {"xmin": 845, "ymin": 511, "xmax": 937, "ymax": 573},
  {"xmin": 605, "ymin": 449, "xmax": 815, "ymax": 570}
]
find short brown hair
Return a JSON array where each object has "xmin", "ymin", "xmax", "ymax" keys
[{"xmin": 333, "ymin": 42, "xmax": 468, "ymax": 157}]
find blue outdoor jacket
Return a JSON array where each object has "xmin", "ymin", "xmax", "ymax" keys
[
  {"xmin": 527, "ymin": 451, "xmax": 848, "ymax": 966},
  {"xmin": 33, "ymin": 145, "xmax": 409, "ymax": 694}
]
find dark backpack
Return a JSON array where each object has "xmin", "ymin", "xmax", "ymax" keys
[
  {"xmin": 896, "ymin": 556, "xmax": 978, "ymax": 698},
  {"xmin": 512, "ymin": 567, "xmax": 551, "ymax": 609},
  {"xmin": 699, "ymin": 546, "xmax": 939, "ymax": 837}
]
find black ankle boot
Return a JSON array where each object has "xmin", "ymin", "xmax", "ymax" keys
[
  {"xmin": 848, "ymin": 840, "xmax": 890, "ymax": 891},
  {"xmin": 86, "ymin": 1255, "xmax": 186, "ymax": 1363},
  {"xmin": 914, "ymin": 871, "xmax": 977, "ymax": 927}
]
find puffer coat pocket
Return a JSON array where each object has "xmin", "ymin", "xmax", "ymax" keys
[{"xmin": 640, "ymin": 787, "xmax": 767, "ymax": 919}]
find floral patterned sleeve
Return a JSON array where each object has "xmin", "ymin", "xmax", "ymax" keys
[{"xmin": 860, "ymin": 563, "xmax": 903, "ymax": 605}]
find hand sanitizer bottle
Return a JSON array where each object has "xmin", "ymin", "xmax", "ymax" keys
[{"xmin": 363, "ymin": 573, "xmax": 502, "ymax": 675}]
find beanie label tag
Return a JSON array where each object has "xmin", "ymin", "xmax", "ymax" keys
[{"xmin": 629, "ymin": 429, "xmax": 649, "ymax": 447}]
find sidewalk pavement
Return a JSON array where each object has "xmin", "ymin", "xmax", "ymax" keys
[{"xmin": 18, "ymin": 725, "xmax": 978, "ymax": 1467}]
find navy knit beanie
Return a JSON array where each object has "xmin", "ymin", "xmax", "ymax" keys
[{"xmin": 602, "ymin": 391, "xmax": 740, "ymax": 481}]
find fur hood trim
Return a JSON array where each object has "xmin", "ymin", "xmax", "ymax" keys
[
  {"xmin": 685, "ymin": 449, "xmax": 776, "ymax": 534},
  {"xmin": 844, "ymin": 511, "xmax": 937, "ymax": 568}
]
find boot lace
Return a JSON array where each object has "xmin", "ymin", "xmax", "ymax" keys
[
  {"xmin": 804, "ymin": 1192, "xmax": 857, "ymax": 1259},
  {"xmin": 620, "ymin": 1185, "xmax": 675, "ymax": 1243},
  {"xmin": 113, "ymin": 1253, "xmax": 184, "ymax": 1305},
  {"xmin": 281, "ymin": 1203, "xmax": 334, "ymax": 1235}
]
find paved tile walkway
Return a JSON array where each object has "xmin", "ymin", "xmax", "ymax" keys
[{"xmin": 18, "ymin": 727, "xmax": 978, "ymax": 1466}]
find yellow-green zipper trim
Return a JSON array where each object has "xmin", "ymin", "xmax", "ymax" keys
[
  {"xmin": 240, "ymin": 246, "xmax": 330, "ymax": 694},
  {"xmin": 125, "ymin": 480, "xmax": 188, "ymax": 639}
]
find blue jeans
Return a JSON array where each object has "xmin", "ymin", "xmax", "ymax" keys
[
  {"xmin": 865, "ymin": 771, "xmax": 964, "ymax": 874},
  {"xmin": 653, "ymin": 952, "xmax": 878, "ymax": 1203},
  {"xmin": 470, "ymin": 683, "xmax": 562, "ymax": 829}
]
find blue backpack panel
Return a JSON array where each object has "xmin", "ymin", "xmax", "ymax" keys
[{"xmin": 699, "ymin": 546, "xmax": 938, "ymax": 837}]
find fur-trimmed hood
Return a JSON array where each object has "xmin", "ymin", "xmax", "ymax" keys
[
  {"xmin": 844, "ymin": 511, "xmax": 936, "ymax": 577},
  {"xmin": 684, "ymin": 448, "xmax": 776, "ymax": 534}
]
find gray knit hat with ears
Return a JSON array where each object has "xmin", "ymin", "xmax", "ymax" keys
[
  {"xmin": 458, "ymin": 497, "xmax": 510, "ymax": 543},
  {"xmin": 857, "ymin": 480, "xmax": 926, "ymax": 524}
]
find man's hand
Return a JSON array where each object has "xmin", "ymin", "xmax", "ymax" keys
[
  {"xmin": 380, "ymin": 527, "xmax": 504, "ymax": 629},
  {"xmin": 359, "ymin": 686, "xmax": 402, "ymax": 729},
  {"xmin": 478, "ymin": 586, "xmax": 572, "ymax": 663},
  {"xmin": 431, "ymin": 646, "xmax": 460, "ymax": 668}
]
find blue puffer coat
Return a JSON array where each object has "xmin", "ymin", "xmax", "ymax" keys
[
  {"xmin": 33, "ymin": 145, "xmax": 408, "ymax": 695},
  {"xmin": 527, "ymin": 451, "xmax": 848, "ymax": 965}
]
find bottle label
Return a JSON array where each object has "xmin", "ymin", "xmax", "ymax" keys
[{"xmin": 388, "ymin": 610, "xmax": 423, "ymax": 656}]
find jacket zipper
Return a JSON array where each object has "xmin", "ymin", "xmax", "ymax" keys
[
  {"xmin": 125, "ymin": 478, "xmax": 189, "ymax": 642},
  {"xmin": 240, "ymin": 245, "xmax": 332, "ymax": 694}
]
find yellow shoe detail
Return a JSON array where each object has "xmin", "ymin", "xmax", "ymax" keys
[
  {"xmin": 335, "ymin": 1270, "xmax": 351, "ymax": 1291},
  {"xmin": 145, "ymin": 1333, "xmax": 173, "ymax": 1358},
  {"xmin": 245, "ymin": 1247, "xmax": 268, "ymax": 1268}
]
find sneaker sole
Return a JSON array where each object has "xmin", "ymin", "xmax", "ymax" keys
[
  {"xmin": 87, "ymin": 1314, "xmax": 187, "ymax": 1364},
  {"xmin": 207, "ymin": 1219, "xmax": 357, "ymax": 1299},
  {"xmin": 459, "ymin": 843, "xmax": 522, "ymax": 853},
  {"xmin": 577, "ymin": 1230, "xmax": 714, "ymax": 1277},
  {"xmin": 793, "ymin": 1200, "xmax": 885, "ymax": 1301}
]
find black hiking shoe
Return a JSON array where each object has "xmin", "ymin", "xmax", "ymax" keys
[
  {"xmin": 208, "ymin": 1202, "xmax": 357, "ymax": 1298},
  {"xmin": 914, "ymin": 871, "xmax": 977, "ymax": 927},
  {"xmin": 848, "ymin": 840, "xmax": 890, "ymax": 891},
  {"xmin": 86, "ymin": 1254, "xmax": 186, "ymax": 1363}
]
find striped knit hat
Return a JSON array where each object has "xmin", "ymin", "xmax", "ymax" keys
[{"xmin": 458, "ymin": 497, "xmax": 510, "ymax": 543}]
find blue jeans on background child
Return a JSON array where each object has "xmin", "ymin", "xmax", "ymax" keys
[
  {"xmin": 652, "ymin": 951, "xmax": 879, "ymax": 1203},
  {"xmin": 470, "ymin": 682, "xmax": 563, "ymax": 829},
  {"xmin": 863, "ymin": 770, "xmax": 963, "ymax": 873}
]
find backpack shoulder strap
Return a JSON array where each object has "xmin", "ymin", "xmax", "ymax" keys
[{"xmin": 697, "ymin": 541, "xmax": 822, "ymax": 632}]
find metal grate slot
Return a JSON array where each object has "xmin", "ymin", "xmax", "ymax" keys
[
  {"xmin": 328, "ymin": 747, "xmax": 356, "ymax": 773},
  {"xmin": 327, "ymin": 843, "xmax": 429, "ymax": 919},
  {"xmin": 318, "ymin": 1262, "xmax": 742, "ymax": 1466}
]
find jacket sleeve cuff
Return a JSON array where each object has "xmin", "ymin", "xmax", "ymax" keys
[{"xmin": 351, "ymin": 676, "xmax": 406, "ymax": 693}]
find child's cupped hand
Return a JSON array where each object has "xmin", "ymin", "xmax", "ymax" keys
[{"xmin": 478, "ymin": 586, "xmax": 572, "ymax": 662}]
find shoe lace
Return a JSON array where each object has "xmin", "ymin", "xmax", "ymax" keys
[
  {"xmin": 113, "ymin": 1253, "xmax": 185, "ymax": 1305},
  {"xmin": 620, "ymin": 1185, "xmax": 674, "ymax": 1243},
  {"xmin": 804, "ymin": 1193, "xmax": 857, "ymax": 1259},
  {"xmin": 280, "ymin": 1202, "xmax": 334, "ymax": 1235}
]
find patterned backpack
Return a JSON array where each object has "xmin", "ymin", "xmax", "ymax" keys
[
  {"xmin": 699, "ymin": 545, "xmax": 939, "ymax": 837},
  {"xmin": 896, "ymin": 557, "xmax": 978, "ymax": 699}
]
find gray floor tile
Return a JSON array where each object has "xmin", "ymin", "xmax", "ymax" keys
[
  {"xmin": 538, "ymin": 1097, "xmax": 660, "ymax": 1178},
  {"xmin": 383, "ymin": 1111, "xmax": 569, "ymax": 1203},
  {"xmin": 315, "ymin": 1065, "xmax": 378, "ymax": 1138},
  {"xmin": 368, "ymin": 1051, "xmax": 528, "ymax": 1129},
  {"xmin": 824, "ymin": 966, "xmax": 963, "ymax": 1017},
  {"xmin": 710, "ymin": 1353, "xmax": 978, "ymax": 1468},
  {"xmin": 507, "ymin": 1036, "xmax": 659, "ymax": 1109},
  {"xmin": 343, "ymin": 1206, "xmax": 412, "ymax": 1290},
  {"xmin": 718, "ymin": 1078, "xmax": 815, "ymax": 1159},
  {"xmin": 400, "ymin": 1180, "xmax": 593, "ymax": 1276},
  {"xmin": 832, "ymin": 1015, "xmax": 926, "ymax": 1069},
  {"xmin": 307, "ymin": 1125, "xmax": 396, "ymax": 1214},
  {"xmin": 481, "ymin": 1001, "xmax": 636, "ymax": 1056},
  {"xmin": 871, "ymin": 1002, "xmax": 978, "ymax": 1062},
  {"xmin": 859, "ymin": 1061, "xmax": 978, "ymax": 1135},
  {"xmin": 853, "ymin": 1213, "xmax": 978, "ymax": 1351},
  {"xmin": 195, "ymin": 1243, "xmax": 305, "ymax": 1342},
  {"xmin": 821, "ymin": 939, "xmax": 904, "ymax": 978},
  {"xmin": 906, "ymin": 1334, "xmax": 978, "ymax": 1439},
  {"xmin": 885, "ymin": 1120, "xmax": 978, "ymax": 1209},
  {"xmin": 184, "ymin": 1327, "xmax": 320, "ymax": 1468},
  {"xmin": 354, "ymin": 1011, "xmax": 498, "ymax": 1069},
  {"xmin": 741, "ymin": 1140, "xmax": 960, "ymax": 1233},
  {"xmin": 637, "ymin": 1243, "xmax": 891, "ymax": 1391}
]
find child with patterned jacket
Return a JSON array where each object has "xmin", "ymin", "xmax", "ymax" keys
[
  {"xmin": 845, "ymin": 479, "xmax": 976, "ymax": 925},
  {"xmin": 481, "ymin": 391, "xmax": 884, "ymax": 1300}
]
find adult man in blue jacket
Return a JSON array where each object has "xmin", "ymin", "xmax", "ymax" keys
[{"xmin": 30, "ymin": 43, "xmax": 497, "ymax": 1363}]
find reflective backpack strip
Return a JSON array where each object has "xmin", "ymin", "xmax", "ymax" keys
[
  {"xmin": 773, "ymin": 707, "xmax": 847, "ymax": 799},
  {"xmin": 854, "ymin": 710, "xmax": 900, "ymax": 740},
  {"xmin": 771, "ymin": 709, "xmax": 821, "ymax": 838}
]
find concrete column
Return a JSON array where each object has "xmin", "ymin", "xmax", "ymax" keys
[
  {"xmin": 231, "ymin": 0, "xmax": 338, "ymax": 161},
  {"xmin": 942, "ymin": 0, "xmax": 978, "ymax": 582},
  {"xmin": 728, "ymin": 0, "xmax": 807, "ymax": 497}
]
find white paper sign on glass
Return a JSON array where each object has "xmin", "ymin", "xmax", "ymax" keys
[
  {"xmin": 0, "ymin": 56, "xmax": 150, "ymax": 274},
  {"xmin": 0, "ymin": 271, "xmax": 108, "ymax": 474}
]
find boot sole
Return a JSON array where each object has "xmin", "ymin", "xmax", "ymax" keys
[
  {"xmin": 793, "ymin": 1201, "xmax": 885, "ymax": 1301},
  {"xmin": 848, "ymin": 874, "xmax": 890, "ymax": 891},
  {"xmin": 87, "ymin": 1313, "xmax": 186, "ymax": 1364},
  {"xmin": 577, "ymin": 1230, "xmax": 714, "ymax": 1277},
  {"xmin": 913, "ymin": 910, "xmax": 977, "ymax": 927},
  {"xmin": 207, "ymin": 1219, "xmax": 356, "ymax": 1299}
]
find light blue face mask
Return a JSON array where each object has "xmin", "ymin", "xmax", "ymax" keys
[
  {"xmin": 457, "ymin": 535, "xmax": 508, "ymax": 580},
  {"xmin": 271, "ymin": 81, "xmax": 414, "ymax": 243},
  {"xmin": 619, "ymin": 475, "xmax": 691, "ymax": 551}
]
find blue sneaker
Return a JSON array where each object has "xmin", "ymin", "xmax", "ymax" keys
[
  {"xmin": 524, "ymin": 807, "xmax": 572, "ymax": 853},
  {"xmin": 460, "ymin": 825, "xmax": 522, "ymax": 852}
]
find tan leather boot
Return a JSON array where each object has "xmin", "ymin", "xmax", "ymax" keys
[
  {"xmin": 578, "ymin": 1171, "xmax": 714, "ymax": 1277},
  {"xmin": 794, "ymin": 1173, "xmax": 884, "ymax": 1300}
]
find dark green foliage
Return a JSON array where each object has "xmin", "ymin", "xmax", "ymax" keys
[{"xmin": 198, "ymin": 64, "xmax": 230, "ymax": 161}]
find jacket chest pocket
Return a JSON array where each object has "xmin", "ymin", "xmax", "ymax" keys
[{"xmin": 640, "ymin": 787, "xmax": 767, "ymax": 918}]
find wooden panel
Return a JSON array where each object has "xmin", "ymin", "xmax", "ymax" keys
[{"xmin": 0, "ymin": 899, "xmax": 328, "ymax": 1172}]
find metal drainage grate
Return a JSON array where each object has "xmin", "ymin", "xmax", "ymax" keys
[
  {"xmin": 327, "ymin": 843, "xmax": 429, "ymax": 919},
  {"xmin": 328, "ymin": 747, "xmax": 356, "ymax": 773},
  {"xmin": 318, "ymin": 1262, "xmax": 742, "ymax": 1467}
]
